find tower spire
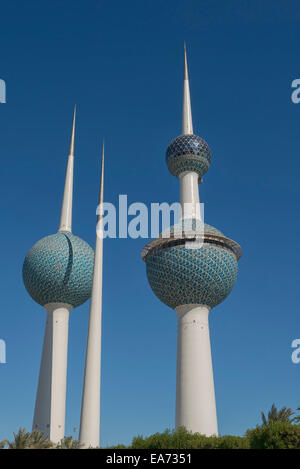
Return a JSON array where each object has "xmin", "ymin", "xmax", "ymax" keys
[
  {"xmin": 182, "ymin": 44, "xmax": 193, "ymax": 135},
  {"xmin": 79, "ymin": 142, "xmax": 104, "ymax": 449},
  {"xmin": 58, "ymin": 106, "xmax": 76, "ymax": 232},
  {"xmin": 98, "ymin": 141, "xmax": 104, "ymax": 219}
]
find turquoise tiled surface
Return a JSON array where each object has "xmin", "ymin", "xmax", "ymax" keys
[
  {"xmin": 161, "ymin": 219, "xmax": 223, "ymax": 237},
  {"xmin": 22, "ymin": 231, "xmax": 94, "ymax": 307},
  {"xmin": 146, "ymin": 243, "xmax": 238, "ymax": 309}
]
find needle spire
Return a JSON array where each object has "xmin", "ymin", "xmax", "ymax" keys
[
  {"xmin": 58, "ymin": 106, "xmax": 76, "ymax": 232},
  {"xmin": 182, "ymin": 44, "xmax": 193, "ymax": 135}
]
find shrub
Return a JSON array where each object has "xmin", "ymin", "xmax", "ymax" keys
[
  {"xmin": 246, "ymin": 422, "xmax": 300, "ymax": 449},
  {"xmin": 215, "ymin": 435, "xmax": 250, "ymax": 449},
  {"xmin": 56, "ymin": 436, "xmax": 81, "ymax": 449},
  {"xmin": 130, "ymin": 427, "xmax": 249, "ymax": 449}
]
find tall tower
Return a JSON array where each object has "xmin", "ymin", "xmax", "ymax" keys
[
  {"xmin": 141, "ymin": 47, "xmax": 242, "ymax": 436},
  {"xmin": 79, "ymin": 144, "xmax": 104, "ymax": 449},
  {"xmin": 22, "ymin": 109, "xmax": 94, "ymax": 443}
]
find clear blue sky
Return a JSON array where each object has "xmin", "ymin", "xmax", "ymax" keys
[{"xmin": 0, "ymin": 0, "xmax": 299, "ymax": 446}]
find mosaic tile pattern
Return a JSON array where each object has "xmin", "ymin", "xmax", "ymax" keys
[
  {"xmin": 146, "ymin": 244, "xmax": 238, "ymax": 309},
  {"xmin": 23, "ymin": 231, "xmax": 94, "ymax": 307},
  {"xmin": 166, "ymin": 134, "xmax": 211, "ymax": 179},
  {"xmin": 160, "ymin": 219, "xmax": 223, "ymax": 238}
]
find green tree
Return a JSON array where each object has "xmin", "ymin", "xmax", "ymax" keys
[
  {"xmin": 5, "ymin": 428, "xmax": 34, "ymax": 449},
  {"xmin": 293, "ymin": 407, "xmax": 300, "ymax": 424},
  {"xmin": 28, "ymin": 430, "xmax": 53, "ymax": 449},
  {"xmin": 261, "ymin": 404, "xmax": 295, "ymax": 426},
  {"xmin": 5, "ymin": 428, "xmax": 52, "ymax": 449},
  {"xmin": 247, "ymin": 422, "xmax": 300, "ymax": 449},
  {"xmin": 56, "ymin": 436, "xmax": 82, "ymax": 449}
]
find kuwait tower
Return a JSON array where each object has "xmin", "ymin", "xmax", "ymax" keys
[
  {"xmin": 22, "ymin": 109, "xmax": 94, "ymax": 443},
  {"xmin": 142, "ymin": 47, "xmax": 242, "ymax": 436}
]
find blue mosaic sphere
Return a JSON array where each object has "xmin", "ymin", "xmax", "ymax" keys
[
  {"xmin": 145, "ymin": 225, "xmax": 238, "ymax": 309},
  {"xmin": 23, "ymin": 231, "xmax": 94, "ymax": 308},
  {"xmin": 166, "ymin": 134, "xmax": 211, "ymax": 179}
]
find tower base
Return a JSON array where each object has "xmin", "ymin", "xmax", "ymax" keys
[
  {"xmin": 32, "ymin": 302, "xmax": 72, "ymax": 443},
  {"xmin": 175, "ymin": 304, "xmax": 218, "ymax": 436}
]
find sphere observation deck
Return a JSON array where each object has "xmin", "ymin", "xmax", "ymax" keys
[
  {"xmin": 166, "ymin": 134, "xmax": 211, "ymax": 180},
  {"xmin": 142, "ymin": 220, "xmax": 241, "ymax": 310},
  {"xmin": 23, "ymin": 231, "xmax": 94, "ymax": 308}
]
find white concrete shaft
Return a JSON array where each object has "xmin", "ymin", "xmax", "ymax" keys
[
  {"xmin": 79, "ymin": 145, "xmax": 104, "ymax": 449},
  {"xmin": 78, "ymin": 234, "xmax": 103, "ymax": 448},
  {"xmin": 175, "ymin": 304, "xmax": 218, "ymax": 436},
  {"xmin": 179, "ymin": 171, "xmax": 201, "ymax": 220},
  {"xmin": 32, "ymin": 303, "xmax": 72, "ymax": 443}
]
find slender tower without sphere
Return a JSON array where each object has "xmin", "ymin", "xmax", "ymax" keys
[
  {"xmin": 79, "ymin": 143, "xmax": 104, "ymax": 449},
  {"xmin": 142, "ymin": 47, "xmax": 242, "ymax": 436},
  {"xmin": 22, "ymin": 109, "xmax": 94, "ymax": 443}
]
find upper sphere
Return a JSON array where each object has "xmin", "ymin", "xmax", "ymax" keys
[
  {"xmin": 166, "ymin": 134, "xmax": 211, "ymax": 179},
  {"xmin": 22, "ymin": 231, "xmax": 94, "ymax": 308}
]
